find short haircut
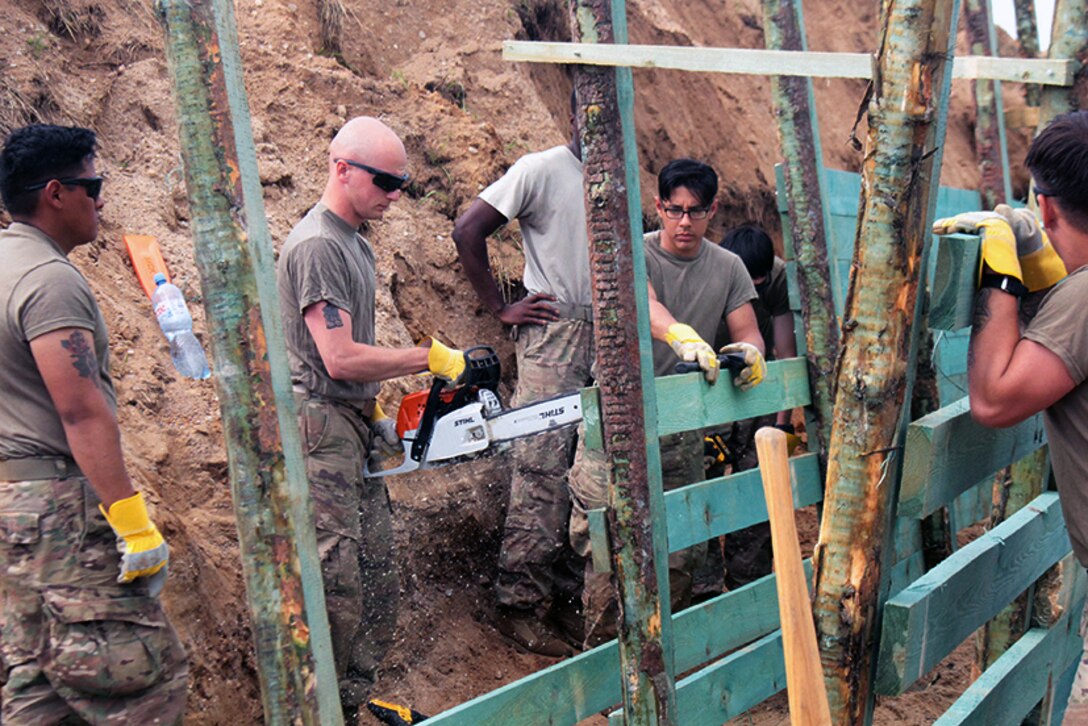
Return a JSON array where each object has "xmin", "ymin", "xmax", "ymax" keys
[
  {"xmin": 657, "ymin": 158, "xmax": 718, "ymax": 208},
  {"xmin": 722, "ymin": 224, "xmax": 775, "ymax": 279},
  {"xmin": 0, "ymin": 124, "xmax": 97, "ymax": 217},
  {"xmin": 1025, "ymin": 111, "xmax": 1088, "ymax": 228}
]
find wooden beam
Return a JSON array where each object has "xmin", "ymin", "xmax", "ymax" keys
[
  {"xmin": 899, "ymin": 397, "xmax": 1047, "ymax": 519},
  {"xmin": 875, "ymin": 493, "xmax": 1072, "ymax": 695},
  {"xmin": 504, "ymin": 41, "xmax": 1075, "ymax": 85},
  {"xmin": 588, "ymin": 453, "xmax": 822, "ymax": 563},
  {"xmin": 929, "ymin": 233, "xmax": 980, "ymax": 332},
  {"xmin": 581, "ymin": 358, "xmax": 811, "ymax": 449}
]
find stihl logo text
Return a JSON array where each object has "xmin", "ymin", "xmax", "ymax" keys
[
  {"xmin": 453, "ymin": 417, "xmax": 475, "ymax": 426},
  {"xmin": 537, "ymin": 407, "xmax": 566, "ymax": 419}
]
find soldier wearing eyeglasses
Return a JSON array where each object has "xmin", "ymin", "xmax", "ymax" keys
[
  {"xmin": 568, "ymin": 158, "xmax": 766, "ymax": 648},
  {"xmin": 276, "ymin": 116, "xmax": 468, "ymax": 719},
  {"xmin": 0, "ymin": 124, "xmax": 188, "ymax": 724}
]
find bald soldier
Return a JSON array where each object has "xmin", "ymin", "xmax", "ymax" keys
[{"xmin": 277, "ymin": 117, "xmax": 468, "ymax": 719}]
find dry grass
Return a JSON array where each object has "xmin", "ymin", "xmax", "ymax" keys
[
  {"xmin": 317, "ymin": 0, "xmax": 345, "ymax": 56},
  {"xmin": 0, "ymin": 81, "xmax": 46, "ymax": 140},
  {"xmin": 39, "ymin": 0, "xmax": 105, "ymax": 40}
]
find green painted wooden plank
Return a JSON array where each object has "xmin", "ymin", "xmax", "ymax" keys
[
  {"xmin": 609, "ymin": 631, "xmax": 788, "ymax": 726},
  {"xmin": 934, "ymin": 597, "xmax": 1084, "ymax": 725},
  {"xmin": 951, "ymin": 477, "xmax": 993, "ymax": 531},
  {"xmin": 929, "ymin": 234, "xmax": 981, "ymax": 331},
  {"xmin": 899, "ymin": 397, "xmax": 1047, "ymax": 519},
  {"xmin": 664, "ymin": 453, "xmax": 822, "ymax": 551},
  {"xmin": 888, "ymin": 550, "xmax": 927, "ymax": 598},
  {"xmin": 654, "ymin": 357, "xmax": 812, "ymax": 437},
  {"xmin": 588, "ymin": 507, "xmax": 611, "ymax": 574},
  {"xmin": 875, "ymin": 492, "xmax": 1072, "ymax": 695},
  {"xmin": 893, "ymin": 517, "xmax": 925, "ymax": 564},
  {"xmin": 580, "ymin": 386, "xmax": 603, "ymax": 451},
  {"xmin": 427, "ymin": 561, "xmax": 811, "ymax": 725},
  {"xmin": 580, "ymin": 358, "xmax": 809, "ymax": 450}
]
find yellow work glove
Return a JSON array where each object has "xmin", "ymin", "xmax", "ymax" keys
[
  {"xmin": 994, "ymin": 204, "xmax": 1067, "ymax": 291},
  {"xmin": 426, "ymin": 337, "xmax": 468, "ymax": 385},
  {"xmin": 369, "ymin": 401, "xmax": 401, "ymax": 456},
  {"xmin": 720, "ymin": 341, "xmax": 766, "ymax": 391},
  {"xmin": 665, "ymin": 323, "xmax": 719, "ymax": 383},
  {"xmin": 99, "ymin": 492, "xmax": 169, "ymax": 597}
]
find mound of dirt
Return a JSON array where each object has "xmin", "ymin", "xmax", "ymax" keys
[{"xmin": 0, "ymin": 0, "xmax": 1036, "ymax": 723}]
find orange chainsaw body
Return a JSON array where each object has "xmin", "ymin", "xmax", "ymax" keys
[{"xmin": 396, "ymin": 388, "xmax": 460, "ymax": 439}]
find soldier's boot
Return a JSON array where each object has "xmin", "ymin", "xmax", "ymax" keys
[{"xmin": 495, "ymin": 606, "xmax": 574, "ymax": 657}]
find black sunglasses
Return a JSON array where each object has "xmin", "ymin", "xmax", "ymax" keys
[
  {"xmin": 337, "ymin": 159, "xmax": 410, "ymax": 193},
  {"xmin": 23, "ymin": 176, "xmax": 104, "ymax": 200}
]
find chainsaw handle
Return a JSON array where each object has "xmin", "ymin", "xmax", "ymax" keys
[{"xmin": 674, "ymin": 351, "xmax": 747, "ymax": 376}]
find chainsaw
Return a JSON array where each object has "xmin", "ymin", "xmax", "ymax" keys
[
  {"xmin": 364, "ymin": 346, "xmax": 747, "ymax": 478},
  {"xmin": 364, "ymin": 345, "xmax": 583, "ymax": 477}
]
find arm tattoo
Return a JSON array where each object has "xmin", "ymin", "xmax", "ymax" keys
[
  {"xmin": 967, "ymin": 289, "xmax": 994, "ymax": 369},
  {"xmin": 60, "ymin": 331, "xmax": 100, "ymax": 379},
  {"xmin": 322, "ymin": 304, "xmax": 345, "ymax": 330}
]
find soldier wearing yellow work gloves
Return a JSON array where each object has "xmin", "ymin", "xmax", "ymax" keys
[
  {"xmin": 568, "ymin": 158, "xmax": 766, "ymax": 647},
  {"xmin": 276, "ymin": 117, "xmax": 468, "ymax": 721},
  {"xmin": 0, "ymin": 125, "xmax": 188, "ymax": 723},
  {"xmin": 941, "ymin": 112, "xmax": 1088, "ymax": 721}
]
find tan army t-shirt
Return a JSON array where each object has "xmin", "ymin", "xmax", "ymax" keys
[
  {"xmin": 644, "ymin": 230, "xmax": 757, "ymax": 377},
  {"xmin": 0, "ymin": 222, "xmax": 115, "ymax": 459},
  {"xmin": 479, "ymin": 145, "xmax": 591, "ymax": 306},
  {"xmin": 1023, "ymin": 265, "xmax": 1088, "ymax": 566},
  {"xmin": 277, "ymin": 203, "xmax": 379, "ymax": 405}
]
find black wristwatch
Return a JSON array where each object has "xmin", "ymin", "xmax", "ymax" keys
[{"xmin": 979, "ymin": 273, "xmax": 1028, "ymax": 298}]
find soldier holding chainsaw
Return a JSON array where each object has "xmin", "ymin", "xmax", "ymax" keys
[
  {"xmin": 452, "ymin": 93, "xmax": 591, "ymax": 657},
  {"xmin": 941, "ymin": 111, "xmax": 1088, "ymax": 720},
  {"xmin": 276, "ymin": 116, "xmax": 468, "ymax": 719},
  {"xmin": 568, "ymin": 157, "xmax": 767, "ymax": 648}
]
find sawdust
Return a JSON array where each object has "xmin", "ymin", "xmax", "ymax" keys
[{"xmin": 0, "ymin": 0, "xmax": 1037, "ymax": 723}]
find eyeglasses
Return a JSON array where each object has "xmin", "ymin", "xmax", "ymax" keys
[
  {"xmin": 336, "ymin": 159, "xmax": 410, "ymax": 193},
  {"xmin": 23, "ymin": 176, "xmax": 104, "ymax": 200},
  {"xmin": 662, "ymin": 205, "xmax": 710, "ymax": 220}
]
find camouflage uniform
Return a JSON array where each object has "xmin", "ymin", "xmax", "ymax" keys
[
  {"xmin": 568, "ymin": 430, "xmax": 706, "ymax": 648},
  {"xmin": 295, "ymin": 393, "xmax": 397, "ymax": 710},
  {"xmin": 1068, "ymin": 599, "xmax": 1088, "ymax": 721},
  {"xmin": 0, "ymin": 472, "xmax": 188, "ymax": 725},
  {"xmin": 495, "ymin": 316, "xmax": 593, "ymax": 617}
]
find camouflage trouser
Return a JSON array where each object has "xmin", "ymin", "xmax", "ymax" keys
[
  {"xmin": 297, "ymin": 394, "xmax": 399, "ymax": 713},
  {"xmin": 1067, "ymin": 597, "xmax": 1088, "ymax": 721},
  {"xmin": 568, "ymin": 429, "xmax": 707, "ymax": 648},
  {"xmin": 495, "ymin": 318, "xmax": 594, "ymax": 615},
  {"xmin": 0, "ymin": 476, "xmax": 188, "ymax": 725},
  {"xmin": 698, "ymin": 415, "xmax": 775, "ymax": 593}
]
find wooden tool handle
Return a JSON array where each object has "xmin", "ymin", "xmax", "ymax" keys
[{"xmin": 755, "ymin": 427, "xmax": 832, "ymax": 726}]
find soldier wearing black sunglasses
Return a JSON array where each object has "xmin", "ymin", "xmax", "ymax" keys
[
  {"xmin": 277, "ymin": 115, "xmax": 470, "ymax": 721},
  {"xmin": 0, "ymin": 125, "xmax": 188, "ymax": 723}
]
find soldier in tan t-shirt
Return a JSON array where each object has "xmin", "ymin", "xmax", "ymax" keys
[
  {"xmin": 0, "ymin": 125, "xmax": 187, "ymax": 723},
  {"xmin": 949, "ymin": 111, "xmax": 1088, "ymax": 719},
  {"xmin": 568, "ymin": 158, "xmax": 766, "ymax": 647},
  {"xmin": 276, "ymin": 117, "xmax": 469, "ymax": 719}
]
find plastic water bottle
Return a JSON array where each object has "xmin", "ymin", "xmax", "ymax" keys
[{"xmin": 151, "ymin": 273, "xmax": 211, "ymax": 380}]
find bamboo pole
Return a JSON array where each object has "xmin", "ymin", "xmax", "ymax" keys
[
  {"xmin": 810, "ymin": 0, "xmax": 961, "ymax": 721},
  {"xmin": 965, "ymin": 0, "xmax": 1012, "ymax": 208},
  {"xmin": 569, "ymin": 1, "xmax": 676, "ymax": 722},
  {"xmin": 760, "ymin": 0, "xmax": 838, "ymax": 470},
  {"xmin": 155, "ymin": 1, "xmax": 340, "ymax": 723},
  {"xmin": 1038, "ymin": 0, "xmax": 1088, "ymax": 126},
  {"xmin": 1013, "ymin": 0, "xmax": 1042, "ymax": 106}
]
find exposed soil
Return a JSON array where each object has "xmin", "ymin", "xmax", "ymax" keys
[{"xmin": 0, "ymin": 0, "xmax": 1039, "ymax": 723}]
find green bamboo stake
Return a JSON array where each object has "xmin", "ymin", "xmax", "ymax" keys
[
  {"xmin": 809, "ymin": 0, "xmax": 961, "ymax": 721},
  {"xmin": 570, "ymin": 0, "xmax": 676, "ymax": 720},
  {"xmin": 1013, "ymin": 0, "xmax": 1042, "ymax": 106},
  {"xmin": 965, "ymin": 0, "xmax": 1013, "ymax": 208},
  {"xmin": 156, "ymin": 1, "xmax": 340, "ymax": 722},
  {"xmin": 760, "ymin": 0, "xmax": 838, "ymax": 470}
]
